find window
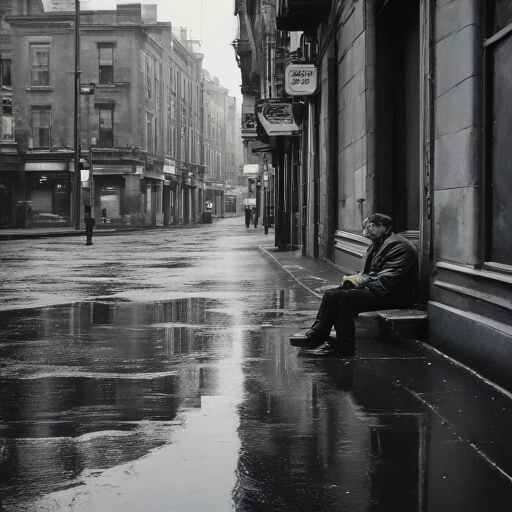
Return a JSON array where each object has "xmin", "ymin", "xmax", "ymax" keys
[
  {"xmin": 31, "ymin": 106, "xmax": 51, "ymax": 148},
  {"xmin": 1, "ymin": 97, "xmax": 11, "ymax": 115},
  {"xmin": 139, "ymin": 49, "xmax": 145, "ymax": 73},
  {"xmin": 155, "ymin": 63, "xmax": 160, "ymax": 107},
  {"xmin": 98, "ymin": 107, "xmax": 114, "ymax": 148},
  {"xmin": 146, "ymin": 56, "xmax": 153, "ymax": 98},
  {"xmin": 1, "ymin": 97, "xmax": 14, "ymax": 140},
  {"xmin": 154, "ymin": 117, "xmax": 158, "ymax": 155},
  {"xmin": 154, "ymin": 61, "xmax": 163, "ymax": 110},
  {"xmin": 146, "ymin": 112, "xmax": 153, "ymax": 153},
  {"xmin": 484, "ymin": 1, "xmax": 512, "ymax": 266},
  {"xmin": 98, "ymin": 45, "xmax": 114, "ymax": 84},
  {"xmin": 0, "ymin": 59, "xmax": 11, "ymax": 87},
  {"xmin": 30, "ymin": 44, "xmax": 50, "ymax": 87}
]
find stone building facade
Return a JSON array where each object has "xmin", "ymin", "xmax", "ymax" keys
[
  {"xmin": 234, "ymin": 0, "xmax": 512, "ymax": 392},
  {"xmin": 0, "ymin": 0, "xmax": 240, "ymax": 228},
  {"xmin": 203, "ymin": 70, "xmax": 239, "ymax": 217}
]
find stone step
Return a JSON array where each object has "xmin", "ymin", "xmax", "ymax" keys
[{"xmin": 376, "ymin": 309, "xmax": 428, "ymax": 341}]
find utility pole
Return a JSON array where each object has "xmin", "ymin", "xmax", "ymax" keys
[{"xmin": 73, "ymin": 0, "xmax": 81, "ymax": 230}]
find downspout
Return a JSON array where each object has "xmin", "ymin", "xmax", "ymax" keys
[
  {"xmin": 419, "ymin": 0, "xmax": 435, "ymax": 305},
  {"xmin": 365, "ymin": 0, "xmax": 377, "ymax": 217}
]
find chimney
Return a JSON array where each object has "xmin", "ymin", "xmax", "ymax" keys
[
  {"xmin": 141, "ymin": 4, "xmax": 157, "ymax": 24},
  {"xmin": 117, "ymin": 4, "xmax": 142, "ymax": 25}
]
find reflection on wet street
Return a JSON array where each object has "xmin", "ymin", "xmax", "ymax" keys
[{"xmin": 1, "ymin": 220, "xmax": 512, "ymax": 511}]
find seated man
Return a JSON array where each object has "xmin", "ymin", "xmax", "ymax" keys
[{"xmin": 290, "ymin": 213, "xmax": 419, "ymax": 357}]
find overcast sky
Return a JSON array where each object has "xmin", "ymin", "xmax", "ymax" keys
[{"xmin": 83, "ymin": 0, "xmax": 242, "ymax": 105}]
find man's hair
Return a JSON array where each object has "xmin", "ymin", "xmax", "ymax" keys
[{"xmin": 365, "ymin": 213, "xmax": 392, "ymax": 229}]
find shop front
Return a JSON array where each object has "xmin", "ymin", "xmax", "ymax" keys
[
  {"xmin": 142, "ymin": 168, "xmax": 164, "ymax": 227},
  {"xmin": 24, "ymin": 162, "xmax": 72, "ymax": 228},
  {"xmin": 204, "ymin": 181, "xmax": 226, "ymax": 218},
  {"xmin": 91, "ymin": 164, "xmax": 138, "ymax": 227},
  {"xmin": 163, "ymin": 160, "xmax": 179, "ymax": 225},
  {"xmin": 0, "ymin": 151, "xmax": 21, "ymax": 228}
]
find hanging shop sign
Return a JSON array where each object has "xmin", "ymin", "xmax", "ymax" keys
[
  {"xmin": 79, "ymin": 83, "xmax": 95, "ymax": 95},
  {"xmin": 285, "ymin": 64, "xmax": 317, "ymax": 96},
  {"xmin": 163, "ymin": 159, "xmax": 176, "ymax": 175},
  {"xmin": 243, "ymin": 164, "xmax": 260, "ymax": 176},
  {"xmin": 255, "ymin": 99, "xmax": 300, "ymax": 136}
]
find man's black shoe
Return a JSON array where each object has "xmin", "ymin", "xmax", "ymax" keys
[
  {"xmin": 298, "ymin": 339, "xmax": 355, "ymax": 358},
  {"xmin": 289, "ymin": 329, "xmax": 326, "ymax": 348}
]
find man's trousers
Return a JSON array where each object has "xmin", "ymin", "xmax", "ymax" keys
[{"xmin": 311, "ymin": 287, "xmax": 399, "ymax": 340}]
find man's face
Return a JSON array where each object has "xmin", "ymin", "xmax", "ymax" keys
[{"xmin": 363, "ymin": 221, "xmax": 387, "ymax": 240}]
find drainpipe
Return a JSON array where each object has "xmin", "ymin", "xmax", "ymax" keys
[{"xmin": 365, "ymin": 0, "xmax": 377, "ymax": 217}]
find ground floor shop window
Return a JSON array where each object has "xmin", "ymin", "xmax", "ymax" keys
[
  {"xmin": 0, "ymin": 179, "xmax": 14, "ymax": 227},
  {"xmin": 95, "ymin": 178, "xmax": 123, "ymax": 223},
  {"xmin": 28, "ymin": 172, "xmax": 71, "ymax": 226}
]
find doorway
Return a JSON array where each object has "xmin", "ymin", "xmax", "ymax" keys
[{"xmin": 376, "ymin": 0, "xmax": 421, "ymax": 234}]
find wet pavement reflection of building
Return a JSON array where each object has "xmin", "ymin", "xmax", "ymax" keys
[{"xmin": 0, "ymin": 286, "xmax": 314, "ymax": 509}]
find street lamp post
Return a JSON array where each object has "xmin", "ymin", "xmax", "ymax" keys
[{"xmin": 73, "ymin": 0, "xmax": 81, "ymax": 230}]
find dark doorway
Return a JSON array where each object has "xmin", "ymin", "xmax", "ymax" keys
[{"xmin": 376, "ymin": 0, "xmax": 421, "ymax": 233}]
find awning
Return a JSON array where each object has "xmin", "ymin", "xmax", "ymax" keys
[
  {"xmin": 144, "ymin": 169, "xmax": 165, "ymax": 180},
  {"xmin": 205, "ymin": 182, "xmax": 226, "ymax": 190},
  {"xmin": 252, "ymin": 143, "xmax": 276, "ymax": 154},
  {"xmin": 92, "ymin": 165, "xmax": 134, "ymax": 175}
]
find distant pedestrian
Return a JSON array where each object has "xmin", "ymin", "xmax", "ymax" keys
[{"xmin": 290, "ymin": 213, "xmax": 419, "ymax": 357}]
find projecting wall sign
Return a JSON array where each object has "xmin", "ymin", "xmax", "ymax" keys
[
  {"xmin": 255, "ymin": 100, "xmax": 300, "ymax": 136},
  {"xmin": 285, "ymin": 64, "xmax": 318, "ymax": 96},
  {"xmin": 243, "ymin": 164, "xmax": 260, "ymax": 176}
]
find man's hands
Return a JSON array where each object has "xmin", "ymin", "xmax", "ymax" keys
[{"xmin": 342, "ymin": 274, "xmax": 369, "ymax": 289}]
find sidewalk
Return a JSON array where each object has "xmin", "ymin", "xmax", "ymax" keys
[
  {"xmin": 260, "ymin": 246, "xmax": 512, "ymax": 509},
  {"xmin": 260, "ymin": 246, "xmax": 348, "ymax": 299},
  {"xmin": 0, "ymin": 225, "xmax": 181, "ymax": 240}
]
